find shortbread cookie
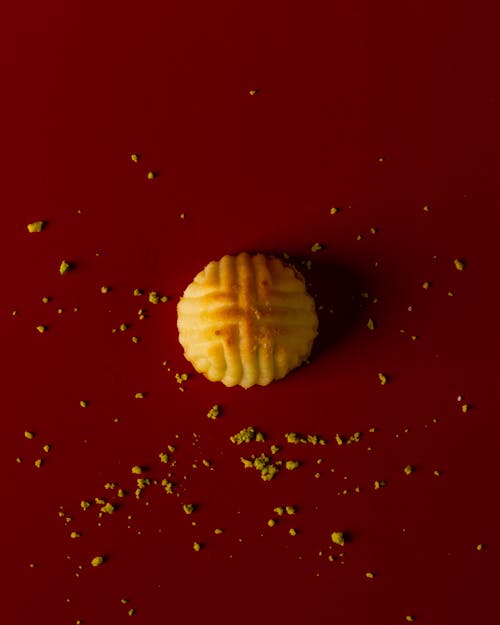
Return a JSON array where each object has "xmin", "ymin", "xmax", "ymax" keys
[{"xmin": 177, "ymin": 252, "xmax": 318, "ymax": 388}]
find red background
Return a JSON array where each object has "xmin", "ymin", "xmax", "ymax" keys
[{"xmin": 1, "ymin": 1, "xmax": 499, "ymax": 624}]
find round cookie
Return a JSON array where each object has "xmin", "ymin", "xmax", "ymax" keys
[{"xmin": 177, "ymin": 252, "xmax": 318, "ymax": 388}]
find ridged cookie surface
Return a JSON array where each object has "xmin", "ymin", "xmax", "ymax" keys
[{"xmin": 177, "ymin": 253, "xmax": 318, "ymax": 388}]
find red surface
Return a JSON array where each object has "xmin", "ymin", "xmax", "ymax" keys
[{"xmin": 2, "ymin": 1, "xmax": 500, "ymax": 624}]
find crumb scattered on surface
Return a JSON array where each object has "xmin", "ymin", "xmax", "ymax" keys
[
  {"xmin": 249, "ymin": 89, "xmax": 258, "ymax": 95},
  {"xmin": 100, "ymin": 286, "xmax": 110, "ymax": 294},
  {"xmin": 365, "ymin": 572, "xmax": 375, "ymax": 579},
  {"xmin": 34, "ymin": 458, "xmax": 43, "ymax": 468},
  {"xmin": 330, "ymin": 207, "xmax": 339, "ymax": 215},
  {"xmin": 367, "ymin": 318, "xmax": 375, "ymax": 330},
  {"xmin": 311, "ymin": 242, "xmax": 324, "ymax": 252},
  {"xmin": 193, "ymin": 542, "xmax": 202, "ymax": 551},
  {"xmin": 79, "ymin": 400, "xmax": 88, "ymax": 408},
  {"xmin": 404, "ymin": 465, "xmax": 414, "ymax": 475},
  {"xmin": 331, "ymin": 531, "xmax": 345, "ymax": 546},
  {"xmin": 378, "ymin": 372, "xmax": 388, "ymax": 385},
  {"xmin": 207, "ymin": 404, "xmax": 221, "ymax": 419},
  {"xmin": 285, "ymin": 460, "xmax": 300, "ymax": 471},
  {"xmin": 453, "ymin": 258, "xmax": 465, "ymax": 271},
  {"xmin": 134, "ymin": 392, "xmax": 145, "ymax": 399},
  {"xmin": 289, "ymin": 528, "xmax": 298, "ymax": 536},
  {"xmin": 182, "ymin": 503, "xmax": 195, "ymax": 515},
  {"xmin": 422, "ymin": 281, "xmax": 431, "ymax": 289},
  {"xmin": 130, "ymin": 153, "xmax": 140, "ymax": 163},
  {"xmin": 59, "ymin": 260, "xmax": 71, "ymax": 275},
  {"xmin": 131, "ymin": 465, "xmax": 144, "ymax": 475},
  {"xmin": 27, "ymin": 220, "xmax": 45, "ymax": 233},
  {"xmin": 36, "ymin": 325, "xmax": 47, "ymax": 333},
  {"xmin": 24, "ymin": 431, "xmax": 35, "ymax": 440},
  {"xmin": 91, "ymin": 556, "xmax": 104, "ymax": 567},
  {"xmin": 476, "ymin": 543, "xmax": 484, "ymax": 551},
  {"xmin": 146, "ymin": 171, "xmax": 156, "ymax": 180}
]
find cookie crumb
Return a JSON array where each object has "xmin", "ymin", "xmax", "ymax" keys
[
  {"xmin": 27, "ymin": 220, "xmax": 45, "ymax": 233},
  {"xmin": 365, "ymin": 571, "xmax": 375, "ymax": 579},
  {"xmin": 453, "ymin": 258, "xmax": 465, "ymax": 271},
  {"xmin": 378, "ymin": 372, "xmax": 388, "ymax": 385},
  {"xmin": 91, "ymin": 556, "xmax": 104, "ymax": 567},
  {"xmin": 146, "ymin": 171, "xmax": 156, "ymax": 180},
  {"xmin": 130, "ymin": 153, "xmax": 140, "ymax": 163},
  {"xmin": 79, "ymin": 400, "xmax": 88, "ymax": 408},
  {"xmin": 36, "ymin": 325, "xmax": 47, "ymax": 333},
  {"xmin": 311, "ymin": 242, "xmax": 324, "ymax": 253},
  {"xmin": 24, "ymin": 431, "xmax": 35, "ymax": 440},
  {"xmin": 59, "ymin": 260, "xmax": 71, "ymax": 275},
  {"xmin": 331, "ymin": 531, "xmax": 345, "ymax": 546},
  {"xmin": 367, "ymin": 318, "xmax": 375, "ymax": 330},
  {"xmin": 193, "ymin": 542, "xmax": 202, "ymax": 551},
  {"xmin": 207, "ymin": 404, "xmax": 221, "ymax": 419},
  {"xmin": 404, "ymin": 465, "xmax": 414, "ymax": 475}
]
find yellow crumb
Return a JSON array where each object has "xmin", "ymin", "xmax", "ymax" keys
[
  {"xmin": 100, "ymin": 502, "xmax": 115, "ymax": 514},
  {"xmin": 104, "ymin": 482, "xmax": 116, "ymax": 489},
  {"xmin": 70, "ymin": 531, "xmax": 81, "ymax": 539},
  {"xmin": 331, "ymin": 531, "xmax": 345, "ymax": 546},
  {"xmin": 207, "ymin": 404, "xmax": 220, "ymax": 419},
  {"xmin": 311, "ymin": 242, "xmax": 324, "ymax": 252},
  {"xmin": 43, "ymin": 444, "xmax": 51, "ymax": 453},
  {"xmin": 448, "ymin": 291, "xmax": 454, "ymax": 297},
  {"xmin": 330, "ymin": 207, "xmax": 339, "ymax": 215},
  {"xmin": 370, "ymin": 227, "xmax": 378, "ymax": 234},
  {"xmin": 433, "ymin": 469, "xmax": 441, "ymax": 476},
  {"xmin": 423, "ymin": 205, "xmax": 430, "ymax": 212},
  {"xmin": 422, "ymin": 281, "xmax": 431, "ymax": 289},
  {"xmin": 146, "ymin": 171, "xmax": 156, "ymax": 180},
  {"xmin": 24, "ymin": 431, "xmax": 35, "ymax": 440},
  {"xmin": 274, "ymin": 507, "xmax": 284, "ymax": 516},
  {"xmin": 79, "ymin": 400, "xmax": 88, "ymax": 408},
  {"xmin": 335, "ymin": 434, "xmax": 344, "ymax": 445},
  {"xmin": 131, "ymin": 465, "xmax": 144, "ymax": 475},
  {"xmin": 285, "ymin": 432, "xmax": 300, "ymax": 444},
  {"xmin": 117, "ymin": 488, "xmax": 126, "ymax": 497},
  {"xmin": 134, "ymin": 392, "xmax": 145, "ymax": 399},
  {"xmin": 16, "ymin": 457, "xmax": 22, "ymax": 463},
  {"xmin": 158, "ymin": 452, "xmax": 169, "ymax": 463},
  {"xmin": 270, "ymin": 445, "xmax": 280, "ymax": 454},
  {"xmin": 404, "ymin": 465, "xmax": 414, "ymax": 475},
  {"xmin": 182, "ymin": 503, "xmax": 195, "ymax": 515},
  {"xmin": 230, "ymin": 426, "xmax": 259, "ymax": 444},
  {"xmin": 27, "ymin": 220, "xmax": 45, "ymax": 233},
  {"xmin": 365, "ymin": 572, "xmax": 375, "ymax": 579},
  {"xmin": 367, "ymin": 318, "xmax": 375, "ymax": 330},
  {"xmin": 405, "ymin": 617, "xmax": 415, "ymax": 623},
  {"xmin": 285, "ymin": 460, "xmax": 299, "ymax": 470},
  {"xmin": 374, "ymin": 480, "xmax": 386, "ymax": 489},
  {"xmin": 80, "ymin": 500, "xmax": 91, "ymax": 511},
  {"xmin": 91, "ymin": 556, "xmax": 104, "ymax": 567},
  {"xmin": 130, "ymin": 153, "xmax": 140, "ymax": 163},
  {"xmin": 289, "ymin": 528, "xmax": 298, "ymax": 536},
  {"xmin": 378, "ymin": 372, "xmax": 388, "ymax": 385},
  {"xmin": 148, "ymin": 291, "xmax": 161, "ymax": 304},
  {"xmin": 174, "ymin": 373, "xmax": 188, "ymax": 384},
  {"xmin": 476, "ymin": 543, "xmax": 484, "ymax": 551},
  {"xmin": 41, "ymin": 296, "xmax": 50, "ymax": 303},
  {"xmin": 453, "ymin": 258, "xmax": 465, "ymax": 271},
  {"xmin": 131, "ymin": 336, "xmax": 140, "ymax": 343},
  {"xmin": 461, "ymin": 403, "xmax": 471, "ymax": 413},
  {"xmin": 285, "ymin": 506, "xmax": 296, "ymax": 515},
  {"xmin": 95, "ymin": 497, "xmax": 105, "ymax": 505},
  {"xmin": 100, "ymin": 285, "xmax": 110, "ymax": 294},
  {"xmin": 168, "ymin": 444, "xmax": 176, "ymax": 453},
  {"xmin": 214, "ymin": 528, "xmax": 223, "ymax": 535},
  {"xmin": 36, "ymin": 325, "xmax": 47, "ymax": 333},
  {"xmin": 193, "ymin": 542, "xmax": 202, "ymax": 551},
  {"xmin": 133, "ymin": 288, "xmax": 143, "ymax": 296},
  {"xmin": 128, "ymin": 608, "xmax": 135, "ymax": 616},
  {"xmin": 34, "ymin": 458, "xmax": 43, "ymax": 468},
  {"xmin": 249, "ymin": 89, "xmax": 258, "ymax": 95},
  {"xmin": 119, "ymin": 323, "xmax": 128, "ymax": 331},
  {"xmin": 59, "ymin": 260, "xmax": 71, "ymax": 275},
  {"xmin": 267, "ymin": 519, "xmax": 276, "ymax": 527}
]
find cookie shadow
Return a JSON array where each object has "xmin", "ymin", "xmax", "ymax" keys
[{"xmin": 292, "ymin": 256, "xmax": 370, "ymax": 360}]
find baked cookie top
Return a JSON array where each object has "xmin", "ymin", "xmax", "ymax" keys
[{"xmin": 177, "ymin": 252, "xmax": 318, "ymax": 388}]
